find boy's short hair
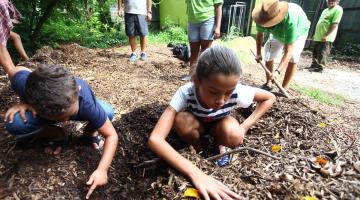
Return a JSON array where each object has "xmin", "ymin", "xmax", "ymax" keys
[
  {"xmin": 24, "ymin": 64, "xmax": 79, "ymax": 117},
  {"xmin": 196, "ymin": 46, "xmax": 242, "ymax": 81}
]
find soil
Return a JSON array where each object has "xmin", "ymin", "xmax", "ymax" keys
[{"xmin": 0, "ymin": 43, "xmax": 359, "ymax": 200}]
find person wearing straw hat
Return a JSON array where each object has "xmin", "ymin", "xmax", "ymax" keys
[{"xmin": 252, "ymin": 0, "xmax": 310, "ymax": 91}]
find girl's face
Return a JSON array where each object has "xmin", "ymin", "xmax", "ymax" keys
[{"xmin": 195, "ymin": 73, "xmax": 240, "ymax": 109}]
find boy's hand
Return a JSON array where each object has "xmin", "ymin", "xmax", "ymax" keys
[
  {"xmin": 118, "ymin": 9, "xmax": 122, "ymax": 17},
  {"xmin": 147, "ymin": 12, "xmax": 152, "ymax": 22},
  {"xmin": 4, "ymin": 103, "xmax": 36, "ymax": 123},
  {"xmin": 190, "ymin": 171, "xmax": 240, "ymax": 200},
  {"xmin": 255, "ymin": 55, "xmax": 262, "ymax": 63},
  {"xmin": 86, "ymin": 168, "xmax": 108, "ymax": 199}
]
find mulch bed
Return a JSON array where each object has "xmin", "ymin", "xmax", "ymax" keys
[{"xmin": 0, "ymin": 43, "xmax": 359, "ymax": 199}]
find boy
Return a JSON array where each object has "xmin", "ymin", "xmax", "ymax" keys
[
  {"xmin": 118, "ymin": 0, "xmax": 152, "ymax": 61},
  {"xmin": 3, "ymin": 64, "xmax": 118, "ymax": 199},
  {"xmin": 253, "ymin": 0, "xmax": 310, "ymax": 90},
  {"xmin": 309, "ymin": 0, "xmax": 343, "ymax": 72}
]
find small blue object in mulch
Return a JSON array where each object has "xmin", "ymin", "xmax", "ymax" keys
[
  {"xmin": 214, "ymin": 146, "xmax": 232, "ymax": 167},
  {"xmin": 215, "ymin": 154, "xmax": 231, "ymax": 167}
]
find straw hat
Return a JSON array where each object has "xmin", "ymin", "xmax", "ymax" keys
[{"xmin": 252, "ymin": 0, "xmax": 289, "ymax": 28}]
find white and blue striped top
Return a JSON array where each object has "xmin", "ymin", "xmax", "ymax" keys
[{"xmin": 170, "ymin": 82, "xmax": 256, "ymax": 122}]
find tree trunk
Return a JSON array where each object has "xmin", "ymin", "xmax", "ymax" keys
[{"xmin": 30, "ymin": 0, "xmax": 59, "ymax": 43}]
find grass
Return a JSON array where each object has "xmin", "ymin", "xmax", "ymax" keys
[{"xmin": 290, "ymin": 84, "xmax": 344, "ymax": 105}]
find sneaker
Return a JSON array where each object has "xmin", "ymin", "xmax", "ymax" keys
[
  {"xmin": 308, "ymin": 66, "xmax": 323, "ymax": 72},
  {"xmin": 129, "ymin": 53, "xmax": 137, "ymax": 62},
  {"xmin": 140, "ymin": 52, "xmax": 147, "ymax": 61},
  {"xmin": 181, "ymin": 75, "xmax": 192, "ymax": 81},
  {"xmin": 260, "ymin": 83, "xmax": 273, "ymax": 91},
  {"xmin": 214, "ymin": 146, "xmax": 232, "ymax": 167}
]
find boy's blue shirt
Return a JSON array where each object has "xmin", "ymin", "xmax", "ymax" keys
[{"xmin": 11, "ymin": 70, "xmax": 107, "ymax": 129}]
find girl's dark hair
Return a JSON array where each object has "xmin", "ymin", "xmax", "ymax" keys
[
  {"xmin": 24, "ymin": 64, "xmax": 79, "ymax": 117},
  {"xmin": 195, "ymin": 46, "xmax": 242, "ymax": 81}
]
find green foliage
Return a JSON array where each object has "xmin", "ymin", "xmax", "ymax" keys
[
  {"xmin": 148, "ymin": 18, "xmax": 187, "ymax": 44},
  {"xmin": 42, "ymin": 12, "xmax": 127, "ymax": 48},
  {"xmin": 223, "ymin": 25, "xmax": 243, "ymax": 40},
  {"xmin": 333, "ymin": 43, "xmax": 360, "ymax": 60},
  {"xmin": 290, "ymin": 84, "xmax": 344, "ymax": 105}
]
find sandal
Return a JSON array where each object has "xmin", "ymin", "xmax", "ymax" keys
[
  {"xmin": 260, "ymin": 83, "xmax": 273, "ymax": 91},
  {"xmin": 80, "ymin": 135, "xmax": 104, "ymax": 151},
  {"xmin": 214, "ymin": 146, "xmax": 233, "ymax": 167}
]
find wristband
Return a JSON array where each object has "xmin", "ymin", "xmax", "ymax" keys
[{"xmin": 275, "ymin": 69, "xmax": 281, "ymax": 74}]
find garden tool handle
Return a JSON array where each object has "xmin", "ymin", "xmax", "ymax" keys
[{"xmin": 250, "ymin": 49, "xmax": 290, "ymax": 98}]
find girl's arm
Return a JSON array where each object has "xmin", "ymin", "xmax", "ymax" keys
[
  {"xmin": 241, "ymin": 90, "xmax": 276, "ymax": 130},
  {"xmin": 148, "ymin": 106, "xmax": 239, "ymax": 200},
  {"xmin": 214, "ymin": 4, "xmax": 222, "ymax": 38}
]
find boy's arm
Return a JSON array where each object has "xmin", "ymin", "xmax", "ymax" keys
[
  {"xmin": 146, "ymin": 0, "xmax": 152, "ymax": 21},
  {"xmin": 148, "ymin": 106, "xmax": 239, "ymax": 200},
  {"xmin": 214, "ymin": 3, "xmax": 222, "ymax": 38},
  {"xmin": 86, "ymin": 118, "xmax": 118, "ymax": 199},
  {"xmin": 118, "ymin": 0, "xmax": 122, "ymax": 16},
  {"xmin": 255, "ymin": 32, "xmax": 264, "ymax": 61},
  {"xmin": 241, "ymin": 90, "xmax": 275, "ymax": 131}
]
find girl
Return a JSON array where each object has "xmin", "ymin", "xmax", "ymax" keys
[{"xmin": 148, "ymin": 46, "xmax": 276, "ymax": 200}]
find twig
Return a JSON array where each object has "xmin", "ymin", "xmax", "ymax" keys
[
  {"xmin": 206, "ymin": 147, "xmax": 280, "ymax": 161},
  {"xmin": 334, "ymin": 133, "xmax": 357, "ymax": 161},
  {"xmin": 134, "ymin": 158, "xmax": 160, "ymax": 168}
]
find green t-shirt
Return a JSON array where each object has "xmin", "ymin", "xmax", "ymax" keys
[
  {"xmin": 186, "ymin": 0, "xmax": 223, "ymax": 24},
  {"xmin": 314, "ymin": 5, "xmax": 343, "ymax": 42},
  {"xmin": 256, "ymin": 3, "xmax": 310, "ymax": 44}
]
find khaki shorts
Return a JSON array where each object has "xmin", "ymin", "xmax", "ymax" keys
[{"xmin": 264, "ymin": 35, "xmax": 307, "ymax": 63}]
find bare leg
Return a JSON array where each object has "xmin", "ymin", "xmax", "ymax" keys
[
  {"xmin": 282, "ymin": 62, "xmax": 297, "ymax": 88},
  {"xmin": 129, "ymin": 36, "xmax": 137, "ymax": 53},
  {"xmin": 140, "ymin": 36, "xmax": 146, "ymax": 53},
  {"xmin": 212, "ymin": 116, "xmax": 244, "ymax": 148},
  {"xmin": 0, "ymin": 44, "xmax": 15, "ymax": 73},
  {"xmin": 200, "ymin": 40, "xmax": 212, "ymax": 50},
  {"xmin": 9, "ymin": 31, "xmax": 29, "ymax": 61},
  {"xmin": 189, "ymin": 42, "xmax": 201, "ymax": 76},
  {"xmin": 265, "ymin": 60, "xmax": 274, "ymax": 86},
  {"xmin": 174, "ymin": 111, "xmax": 204, "ymax": 152}
]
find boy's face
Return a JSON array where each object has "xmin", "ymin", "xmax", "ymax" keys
[
  {"xmin": 327, "ymin": 0, "xmax": 338, "ymax": 8},
  {"xmin": 195, "ymin": 74, "xmax": 240, "ymax": 109},
  {"xmin": 41, "ymin": 101, "xmax": 79, "ymax": 122}
]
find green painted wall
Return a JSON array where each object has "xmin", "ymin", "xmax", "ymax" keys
[{"xmin": 159, "ymin": 0, "xmax": 188, "ymax": 29}]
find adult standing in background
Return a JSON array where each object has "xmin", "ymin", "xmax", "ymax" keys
[
  {"xmin": 308, "ymin": 0, "xmax": 343, "ymax": 72},
  {"xmin": 253, "ymin": 0, "xmax": 310, "ymax": 91},
  {"xmin": 182, "ymin": 0, "xmax": 223, "ymax": 81},
  {"xmin": 0, "ymin": 0, "xmax": 27, "ymax": 74},
  {"xmin": 118, "ymin": 0, "xmax": 152, "ymax": 62}
]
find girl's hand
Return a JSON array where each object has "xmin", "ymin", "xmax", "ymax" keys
[
  {"xmin": 4, "ymin": 103, "xmax": 36, "ymax": 123},
  {"xmin": 86, "ymin": 168, "xmax": 108, "ymax": 199},
  {"xmin": 237, "ymin": 124, "xmax": 248, "ymax": 144},
  {"xmin": 214, "ymin": 27, "xmax": 221, "ymax": 39},
  {"xmin": 190, "ymin": 171, "xmax": 240, "ymax": 200}
]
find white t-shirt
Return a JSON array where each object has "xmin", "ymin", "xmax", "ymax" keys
[
  {"xmin": 170, "ymin": 83, "xmax": 256, "ymax": 122},
  {"xmin": 124, "ymin": 0, "xmax": 147, "ymax": 15}
]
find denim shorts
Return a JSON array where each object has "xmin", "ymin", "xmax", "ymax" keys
[
  {"xmin": 5, "ymin": 99, "xmax": 114, "ymax": 138},
  {"xmin": 188, "ymin": 17, "xmax": 215, "ymax": 42}
]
